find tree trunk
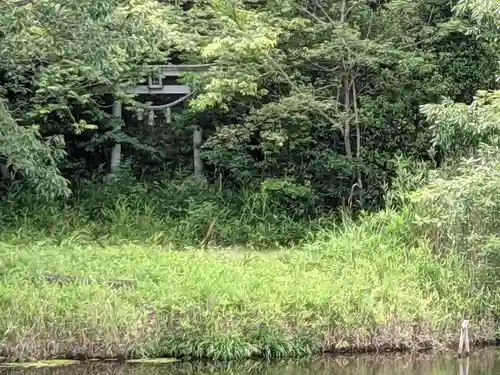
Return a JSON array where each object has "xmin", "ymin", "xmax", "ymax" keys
[
  {"xmin": 340, "ymin": 0, "xmax": 346, "ymax": 22},
  {"xmin": 352, "ymin": 77, "xmax": 363, "ymax": 188},
  {"xmin": 0, "ymin": 163, "xmax": 8, "ymax": 181},
  {"xmin": 343, "ymin": 75, "xmax": 352, "ymax": 157}
]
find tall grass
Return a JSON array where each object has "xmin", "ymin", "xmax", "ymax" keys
[{"xmin": 1, "ymin": 157, "xmax": 500, "ymax": 361}]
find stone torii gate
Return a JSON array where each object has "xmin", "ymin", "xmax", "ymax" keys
[{"xmin": 111, "ymin": 64, "xmax": 211, "ymax": 178}]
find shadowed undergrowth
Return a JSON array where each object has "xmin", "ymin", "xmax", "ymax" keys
[{"xmin": 0, "ymin": 173, "xmax": 328, "ymax": 249}]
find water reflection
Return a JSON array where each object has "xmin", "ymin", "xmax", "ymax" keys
[
  {"xmin": 458, "ymin": 358, "xmax": 469, "ymax": 375},
  {"xmin": 1, "ymin": 350, "xmax": 499, "ymax": 375}
]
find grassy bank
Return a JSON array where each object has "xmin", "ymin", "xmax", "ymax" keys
[
  {"xmin": 2, "ymin": 157, "xmax": 500, "ymax": 362},
  {"xmin": 0, "ymin": 204, "xmax": 498, "ymax": 362}
]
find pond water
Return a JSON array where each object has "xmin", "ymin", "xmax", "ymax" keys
[{"xmin": 1, "ymin": 350, "xmax": 500, "ymax": 375}]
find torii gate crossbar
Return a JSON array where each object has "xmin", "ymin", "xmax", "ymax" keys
[{"xmin": 110, "ymin": 64, "xmax": 211, "ymax": 174}]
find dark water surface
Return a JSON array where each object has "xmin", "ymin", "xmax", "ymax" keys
[{"xmin": 1, "ymin": 350, "xmax": 500, "ymax": 375}]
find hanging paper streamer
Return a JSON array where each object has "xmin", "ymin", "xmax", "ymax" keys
[
  {"xmin": 148, "ymin": 109, "xmax": 155, "ymax": 126},
  {"xmin": 165, "ymin": 107, "xmax": 172, "ymax": 124}
]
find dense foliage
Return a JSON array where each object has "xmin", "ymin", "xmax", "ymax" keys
[{"xmin": 1, "ymin": 0, "xmax": 500, "ymax": 245}]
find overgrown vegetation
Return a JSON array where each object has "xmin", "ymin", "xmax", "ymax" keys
[{"xmin": 2, "ymin": 0, "xmax": 500, "ymax": 362}]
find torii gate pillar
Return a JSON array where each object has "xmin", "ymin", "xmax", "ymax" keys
[{"xmin": 110, "ymin": 100, "xmax": 122, "ymax": 174}]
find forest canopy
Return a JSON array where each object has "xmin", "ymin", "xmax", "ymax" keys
[{"xmin": 1, "ymin": 0, "xmax": 499, "ymax": 219}]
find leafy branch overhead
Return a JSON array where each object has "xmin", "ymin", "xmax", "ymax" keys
[
  {"xmin": 422, "ymin": 90, "xmax": 500, "ymax": 157},
  {"xmin": 0, "ymin": 99, "xmax": 70, "ymax": 198}
]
